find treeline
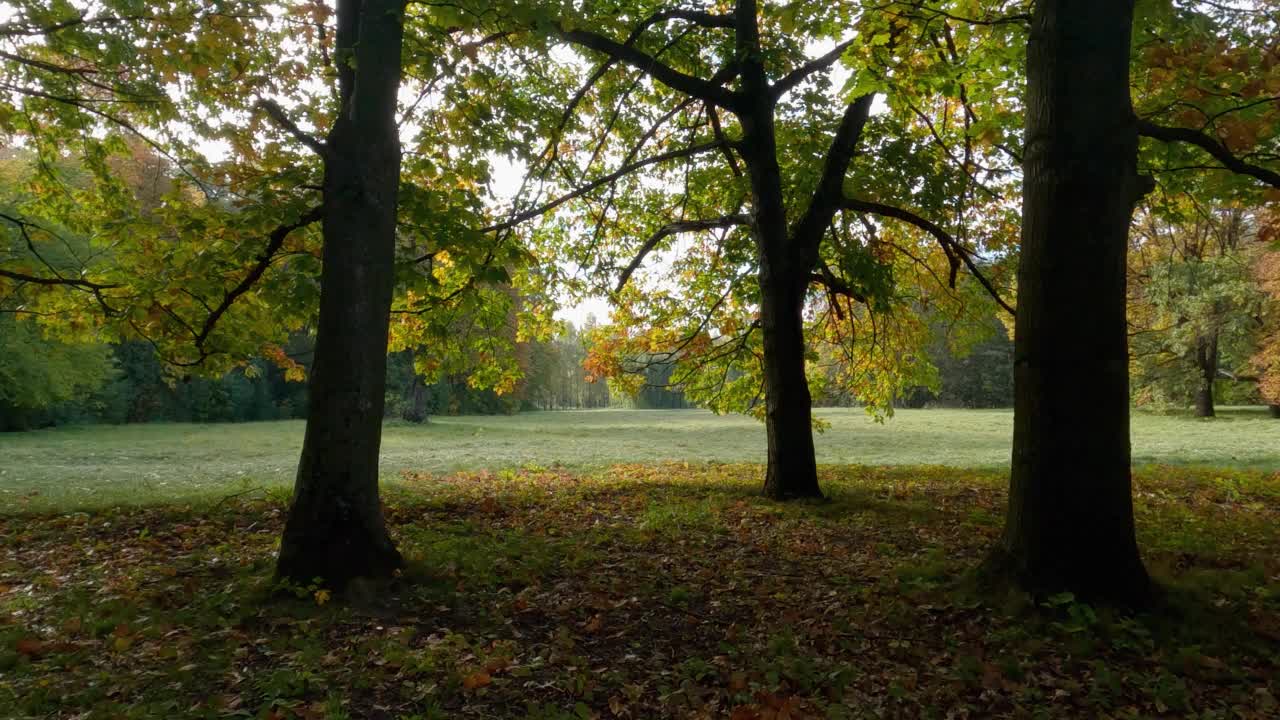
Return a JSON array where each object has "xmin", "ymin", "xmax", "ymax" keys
[{"xmin": 0, "ymin": 320, "xmax": 697, "ymax": 431}]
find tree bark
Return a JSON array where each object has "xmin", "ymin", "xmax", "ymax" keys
[
  {"xmin": 1193, "ymin": 332, "xmax": 1218, "ymax": 418},
  {"xmin": 403, "ymin": 373, "xmax": 429, "ymax": 423},
  {"xmin": 734, "ymin": 4, "xmax": 823, "ymax": 500},
  {"xmin": 759, "ymin": 272, "xmax": 822, "ymax": 499},
  {"xmin": 987, "ymin": 0, "xmax": 1151, "ymax": 605},
  {"xmin": 1269, "ymin": 405, "xmax": 1280, "ymax": 419},
  {"xmin": 276, "ymin": 0, "xmax": 407, "ymax": 589}
]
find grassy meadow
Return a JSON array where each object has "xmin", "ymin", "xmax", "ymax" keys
[
  {"xmin": 1, "ymin": 406, "xmax": 1277, "ymax": 512},
  {"xmin": 1, "ymin": 408, "xmax": 1278, "ymax": 718}
]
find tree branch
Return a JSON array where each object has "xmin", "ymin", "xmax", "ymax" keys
[
  {"xmin": 842, "ymin": 197, "xmax": 1016, "ymax": 315},
  {"xmin": 481, "ymin": 140, "xmax": 726, "ymax": 234},
  {"xmin": 771, "ymin": 38, "xmax": 857, "ymax": 99},
  {"xmin": 255, "ymin": 99, "xmax": 328, "ymax": 157},
  {"xmin": 556, "ymin": 26, "xmax": 740, "ymax": 109},
  {"xmin": 615, "ymin": 214, "xmax": 751, "ymax": 292},
  {"xmin": 1138, "ymin": 119, "xmax": 1280, "ymax": 189},
  {"xmin": 193, "ymin": 206, "xmax": 322, "ymax": 349},
  {"xmin": 0, "ymin": 267, "xmax": 118, "ymax": 289},
  {"xmin": 791, "ymin": 94, "xmax": 875, "ymax": 252}
]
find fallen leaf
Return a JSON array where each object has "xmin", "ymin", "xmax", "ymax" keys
[
  {"xmin": 16, "ymin": 637, "xmax": 46, "ymax": 657},
  {"xmin": 462, "ymin": 671, "xmax": 491, "ymax": 690}
]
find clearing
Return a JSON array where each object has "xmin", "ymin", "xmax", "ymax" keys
[{"xmin": 1, "ymin": 407, "xmax": 1276, "ymax": 511}]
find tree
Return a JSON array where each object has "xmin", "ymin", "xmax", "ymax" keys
[
  {"xmin": 984, "ymin": 0, "xmax": 1153, "ymax": 604},
  {"xmin": 459, "ymin": 0, "xmax": 1018, "ymax": 499},
  {"xmin": 0, "ymin": 1, "xmax": 551, "ymax": 589},
  {"xmin": 987, "ymin": 0, "xmax": 1280, "ymax": 603},
  {"xmin": 1129, "ymin": 204, "xmax": 1265, "ymax": 416},
  {"xmin": 274, "ymin": 0, "xmax": 409, "ymax": 588}
]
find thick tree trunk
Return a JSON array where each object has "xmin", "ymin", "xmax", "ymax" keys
[
  {"xmin": 277, "ymin": 0, "xmax": 407, "ymax": 589},
  {"xmin": 1269, "ymin": 405, "xmax": 1280, "ymax": 419},
  {"xmin": 736, "ymin": 35, "xmax": 823, "ymax": 499},
  {"xmin": 1194, "ymin": 333, "xmax": 1218, "ymax": 418},
  {"xmin": 759, "ymin": 274, "xmax": 822, "ymax": 499},
  {"xmin": 987, "ymin": 0, "xmax": 1151, "ymax": 605}
]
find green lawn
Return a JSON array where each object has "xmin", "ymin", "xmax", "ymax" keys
[
  {"xmin": 1, "ymin": 407, "xmax": 1276, "ymax": 511},
  {"xmin": 2, "ymin": 409, "xmax": 1278, "ymax": 718}
]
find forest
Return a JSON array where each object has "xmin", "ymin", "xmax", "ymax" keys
[{"xmin": 1, "ymin": 1, "xmax": 1279, "ymax": 718}]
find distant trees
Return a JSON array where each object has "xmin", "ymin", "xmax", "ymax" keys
[
  {"xmin": 1129, "ymin": 205, "xmax": 1267, "ymax": 416},
  {"xmin": 0, "ymin": 316, "xmax": 115, "ymax": 431},
  {"xmin": 524, "ymin": 323, "xmax": 613, "ymax": 411}
]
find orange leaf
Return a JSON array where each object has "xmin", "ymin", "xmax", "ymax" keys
[
  {"xmin": 16, "ymin": 638, "xmax": 46, "ymax": 657},
  {"xmin": 462, "ymin": 671, "xmax": 491, "ymax": 690}
]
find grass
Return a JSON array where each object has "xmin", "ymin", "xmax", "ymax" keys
[
  {"xmin": 1, "ymin": 408, "xmax": 1277, "ymax": 717},
  {"xmin": 1, "ymin": 464, "xmax": 1276, "ymax": 719},
  {"xmin": 1, "ymin": 406, "xmax": 1277, "ymax": 511}
]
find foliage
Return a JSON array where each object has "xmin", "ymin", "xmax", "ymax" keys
[
  {"xmin": 0, "ymin": 315, "xmax": 115, "ymax": 430},
  {"xmin": 1, "ymin": 463, "xmax": 1276, "ymax": 717},
  {"xmin": 1128, "ymin": 203, "xmax": 1268, "ymax": 408},
  {"xmin": 0, "ymin": 0, "xmax": 552, "ymax": 394}
]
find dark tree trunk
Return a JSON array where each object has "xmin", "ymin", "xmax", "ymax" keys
[
  {"xmin": 987, "ymin": 0, "xmax": 1151, "ymax": 605},
  {"xmin": 1193, "ymin": 332, "xmax": 1218, "ymax": 418},
  {"xmin": 759, "ymin": 273, "xmax": 822, "ymax": 499},
  {"xmin": 1269, "ymin": 405, "xmax": 1280, "ymax": 419},
  {"xmin": 734, "ymin": 9, "xmax": 823, "ymax": 499},
  {"xmin": 403, "ymin": 373, "xmax": 429, "ymax": 423},
  {"xmin": 276, "ymin": 0, "xmax": 407, "ymax": 589}
]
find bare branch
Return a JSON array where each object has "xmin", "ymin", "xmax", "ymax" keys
[
  {"xmin": 255, "ymin": 99, "xmax": 328, "ymax": 157},
  {"xmin": 615, "ymin": 214, "xmax": 751, "ymax": 292},
  {"xmin": 481, "ymin": 140, "xmax": 726, "ymax": 234},
  {"xmin": 771, "ymin": 38, "xmax": 857, "ymax": 99},
  {"xmin": 556, "ymin": 26, "xmax": 740, "ymax": 109},
  {"xmin": 646, "ymin": 8, "xmax": 734, "ymax": 29}
]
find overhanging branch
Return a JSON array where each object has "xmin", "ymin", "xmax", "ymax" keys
[
  {"xmin": 481, "ymin": 140, "xmax": 726, "ymax": 234},
  {"xmin": 615, "ymin": 214, "xmax": 751, "ymax": 292},
  {"xmin": 556, "ymin": 26, "xmax": 740, "ymax": 109},
  {"xmin": 842, "ymin": 197, "xmax": 1016, "ymax": 315},
  {"xmin": 771, "ymin": 38, "xmax": 857, "ymax": 99},
  {"xmin": 256, "ymin": 99, "xmax": 328, "ymax": 157},
  {"xmin": 1138, "ymin": 119, "xmax": 1280, "ymax": 189}
]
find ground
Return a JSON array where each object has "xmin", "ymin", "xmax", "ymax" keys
[{"xmin": 1, "ymin": 409, "xmax": 1278, "ymax": 719}]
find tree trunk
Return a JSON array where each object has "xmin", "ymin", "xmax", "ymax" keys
[
  {"xmin": 987, "ymin": 0, "xmax": 1151, "ymax": 605},
  {"xmin": 277, "ymin": 0, "xmax": 407, "ymax": 590},
  {"xmin": 1269, "ymin": 405, "xmax": 1280, "ymax": 419},
  {"xmin": 736, "ymin": 34, "xmax": 823, "ymax": 499},
  {"xmin": 759, "ymin": 273, "xmax": 822, "ymax": 499},
  {"xmin": 403, "ymin": 373, "xmax": 429, "ymax": 423},
  {"xmin": 1193, "ymin": 332, "xmax": 1218, "ymax": 418}
]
